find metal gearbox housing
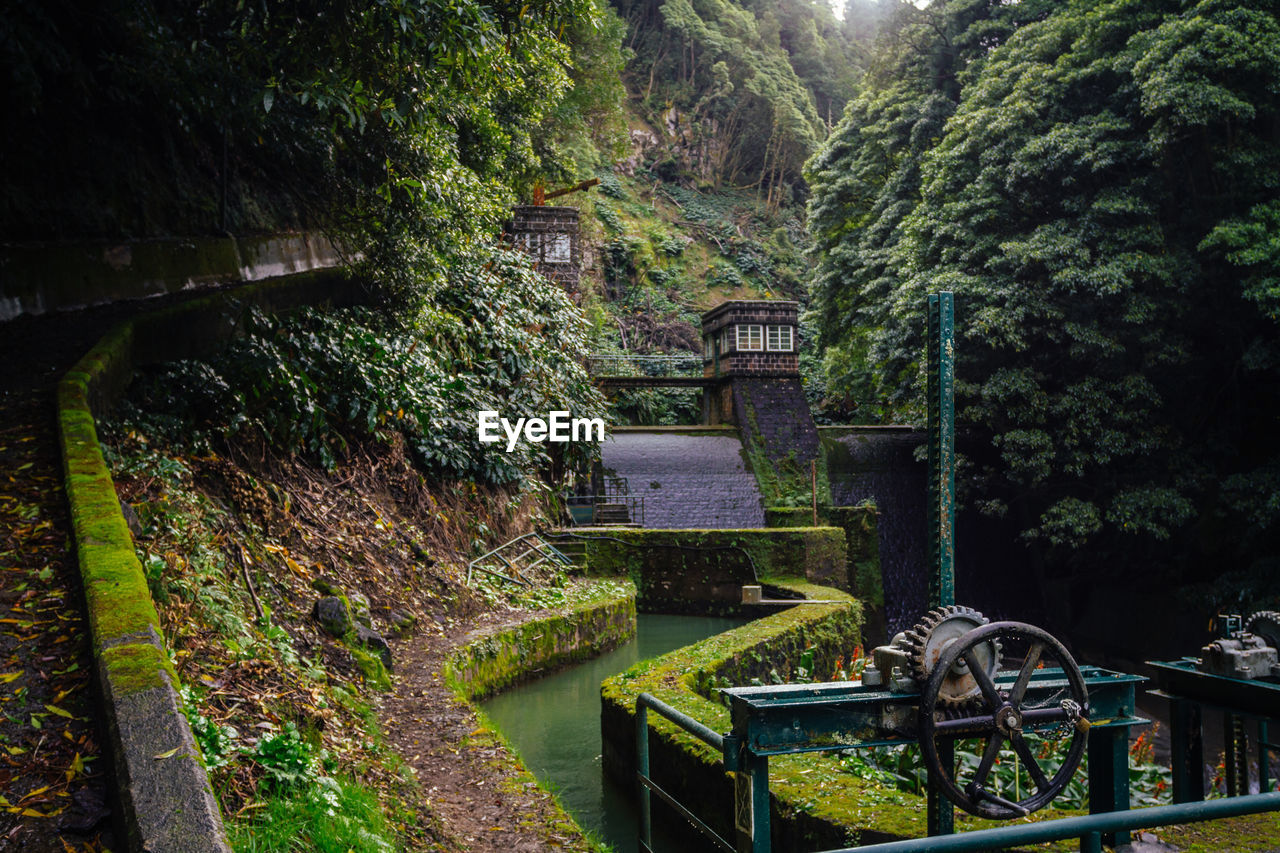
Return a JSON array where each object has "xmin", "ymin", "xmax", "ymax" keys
[
  {"xmin": 1196, "ymin": 611, "xmax": 1280, "ymax": 680},
  {"xmin": 863, "ymin": 605, "xmax": 1000, "ymax": 709}
]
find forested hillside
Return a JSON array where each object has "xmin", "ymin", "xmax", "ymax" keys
[{"xmin": 807, "ymin": 0, "xmax": 1280, "ymax": 609}]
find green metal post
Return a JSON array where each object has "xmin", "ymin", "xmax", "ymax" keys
[
  {"xmin": 749, "ymin": 753, "xmax": 771, "ymax": 853},
  {"xmin": 926, "ymin": 292, "xmax": 956, "ymax": 837},
  {"xmin": 927, "ymin": 740, "xmax": 955, "ymax": 836},
  {"xmin": 927, "ymin": 292, "xmax": 956, "ymax": 610},
  {"xmin": 1261, "ymin": 721, "xmax": 1272, "ymax": 793},
  {"xmin": 1080, "ymin": 832, "xmax": 1103, "ymax": 853},
  {"xmin": 1170, "ymin": 698, "xmax": 1205, "ymax": 803},
  {"xmin": 1088, "ymin": 726, "xmax": 1132, "ymax": 847},
  {"xmin": 638, "ymin": 704, "xmax": 651, "ymax": 850},
  {"xmin": 1225, "ymin": 712, "xmax": 1240, "ymax": 797}
]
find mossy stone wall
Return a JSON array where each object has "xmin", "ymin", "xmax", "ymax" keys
[
  {"xmin": 600, "ymin": 579, "xmax": 874, "ymax": 850},
  {"xmin": 765, "ymin": 505, "xmax": 883, "ymax": 643},
  {"xmin": 445, "ymin": 585, "xmax": 637, "ymax": 700},
  {"xmin": 576, "ymin": 528, "xmax": 845, "ymax": 613}
]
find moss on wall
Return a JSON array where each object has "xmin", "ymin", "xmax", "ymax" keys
[
  {"xmin": 765, "ymin": 505, "xmax": 881, "ymax": 607},
  {"xmin": 445, "ymin": 582, "xmax": 637, "ymax": 701},
  {"xmin": 55, "ymin": 267, "xmax": 363, "ymax": 852},
  {"xmin": 573, "ymin": 528, "xmax": 845, "ymax": 613}
]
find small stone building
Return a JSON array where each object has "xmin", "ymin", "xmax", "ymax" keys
[
  {"xmin": 699, "ymin": 299, "xmax": 818, "ymax": 472},
  {"xmin": 701, "ymin": 300, "xmax": 800, "ymax": 381},
  {"xmin": 506, "ymin": 205, "xmax": 581, "ymax": 291}
]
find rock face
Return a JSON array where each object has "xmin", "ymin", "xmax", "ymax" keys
[
  {"xmin": 355, "ymin": 625, "xmax": 393, "ymax": 672},
  {"xmin": 312, "ymin": 594, "xmax": 392, "ymax": 671},
  {"xmin": 313, "ymin": 597, "xmax": 351, "ymax": 637}
]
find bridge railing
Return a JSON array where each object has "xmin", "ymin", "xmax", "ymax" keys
[{"xmin": 586, "ymin": 353, "xmax": 703, "ymax": 378}]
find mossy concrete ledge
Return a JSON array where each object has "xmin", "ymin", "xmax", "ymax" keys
[
  {"xmin": 445, "ymin": 581, "xmax": 637, "ymax": 700},
  {"xmin": 55, "ymin": 269, "xmax": 361, "ymax": 851},
  {"xmin": 59, "ymin": 376, "xmax": 230, "ymax": 852}
]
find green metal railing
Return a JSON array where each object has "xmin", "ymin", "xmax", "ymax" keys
[
  {"xmin": 828, "ymin": 792, "xmax": 1280, "ymax": 853},
  {"xmin": 634, "ymin": 690, "xmax": 1280, "ymax": 853},
  {"xmin": 586, "ymin": 353, "xmax": 703, "ymax": 378},
  {"xmin": 636, "ymin": 693, "xmax": 734, "ymax": 853}
]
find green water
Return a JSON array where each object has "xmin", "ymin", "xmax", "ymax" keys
[{"xmin": 481, "ymin": 613, "xmax": 745, "ymax": 853}]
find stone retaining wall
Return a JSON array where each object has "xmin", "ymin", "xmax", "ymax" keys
[
  {"xmin": 2, "ymin": 232, "xmax": 343, "ymax": 321},
  {"xmin": 444, "ymin": 583, "xmax": 636, "ymax": 700},
  {"xmin": 574, "ymin": 527, "xmax": 845, "ymax": 613},
  {"xmin": 57, "ymin": 268, "xmax": 359, "ymax": 851}
]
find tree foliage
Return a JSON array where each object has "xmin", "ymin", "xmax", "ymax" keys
[
  {"xmin": 807, "ymin": 0, "xmax": 1280, "ymax": 587},
  {"xmin": 613, "ymin": 0, "xmax": 876, "ymax": 201},
  {"xmin": 0, "ymin": 0, "xmax": 608, "ymax": 252},
  {"xmin": 125, "ymin": 250, "xmax": 606, "ymax": 486}
]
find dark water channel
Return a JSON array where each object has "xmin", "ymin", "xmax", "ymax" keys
[{"xmin": 481, "ymin": 613, "xmax": 746, "ymax": 853}]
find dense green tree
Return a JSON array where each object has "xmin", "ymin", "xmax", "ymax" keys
[
  {"xmin": 613, "ymin": 0, "xmax": 865, "ymax": 201},
  {"xmin": 1, "ymin": 0, "xmax": 599, "ymax": 257},
  {"xmin": 808, "ymin": 0, "xmax": 1280, "ymax": 596}
]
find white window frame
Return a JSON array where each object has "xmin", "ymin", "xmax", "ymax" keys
[
  {"xmin": 767, "ymin": 325, "xmax": 793, "ymax": 352},
  {"xmin": 544, "ymin": 233, "xmax": 572, "ymax": 264},
  {"xmin": 736, "ymin": 324, "xmax": 763, "ymax": 351}
]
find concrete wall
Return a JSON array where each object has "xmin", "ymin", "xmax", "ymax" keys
[
  {"xmin": 601, "ymin": 428, "xmax": 765, "ymax": 528},
  {"xmin": 1, "ymin": 232, "xmax": 342, "ymax": 321}
]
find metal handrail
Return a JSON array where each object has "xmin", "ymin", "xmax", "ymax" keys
[
  {"xmin": 465, "ymin": 532, "xmax": 572, "ymax": 585},
  {"xmin": 636, "ymin": 693, "xmax": 732, "ymax": 853},
  {"xmin": 586, "ymin": 353, "xmax": 703, "ymax": 378},
  {"xmin": 833, "ymin": 792, "xmax": 1280, "ymax": 853},
  {"xmin": 632, "ymin": 692, "xmax": 1280, "ymax": 853},
  {"xmin": 561, "ymin": 494, "xmax": 646, "ymax": 527}
]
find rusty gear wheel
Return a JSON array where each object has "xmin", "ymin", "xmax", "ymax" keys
[
  {"xmin": 1246, "ymin": 610, "xmax": 1280, "ymax": 650},
  {"xmin": 900, "ymin": 605, "xmax": 1000, "ymax": 708}
]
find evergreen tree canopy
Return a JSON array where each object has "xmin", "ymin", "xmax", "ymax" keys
[{"xmin": 807, "ymin": 0, "xmax": 1280, "ymax": 587}]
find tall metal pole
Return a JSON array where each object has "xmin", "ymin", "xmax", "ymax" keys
[
  {"xmin": 927, "ymin": 292, "xmax": 956, "ymax": 837},
  {"xmin": 927, "ymin": 292, "xmax": 956, "ymax": 610}
]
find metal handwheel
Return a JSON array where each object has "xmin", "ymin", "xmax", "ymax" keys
[{"xmin": 917, "ymin": 621, "xmax": 1091, "ymax": 819}]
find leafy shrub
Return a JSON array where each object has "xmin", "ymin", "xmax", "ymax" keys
[
  {"xmin": 182, "ymin": 688, "xmax": 240, "ymax": 771},
  {"xmin": 124, "ymin": 248, "xmax": 606, "ymax": 487},
  {"xmin": 597, "ymin": 173, "xmax": 626, "ymax": 199},
  {"xmin": 252, "ymin": 723, "xmax": 317, "ymax": 791}
]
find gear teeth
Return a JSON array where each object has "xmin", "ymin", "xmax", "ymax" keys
[
  {"xmin": 903, "ymin": 604, "xmax": 992, "ymax": 689},
  {"xmin": 1246, "ymin": 610, "xmax": 1280, "ymax": 649}
]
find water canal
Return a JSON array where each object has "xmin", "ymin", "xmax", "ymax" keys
[{"xmin": 481, "ymin": 613, "xmax": 746, "ymax": 853}]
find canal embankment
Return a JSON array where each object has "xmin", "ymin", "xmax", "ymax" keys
[{"xmin": 380, "ymin": 579, "xmax": 637, "ymax": 852}]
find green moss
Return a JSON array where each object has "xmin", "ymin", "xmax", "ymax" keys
[
  {"xmin": 1158, "ymin": 811, "xmax": 1280, "ymax": 852},
  {"xmin": 101, "ymin": 641, "xmax": 176, "ymax": 695},
  {"xmin": 765, "ymin": 505, "xmax": 883, "ymax": 608},
  {"xmin": 445, "ymin": 581, "xmax": 637, "ymax": 700},
  {"xmin": 348, "ymin": 646, "xmax": 392, "ymax": 691}
]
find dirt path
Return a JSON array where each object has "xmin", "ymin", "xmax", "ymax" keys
[
  {"xmin": 0, "ymin": 311, "xmax": 135, "ymax": 852},
  {"xmin": 380, "ymin": 613, "xmax": 599, "ymax": 853}
]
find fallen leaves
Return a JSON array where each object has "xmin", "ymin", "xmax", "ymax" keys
[{"xmin": 0, "ymin": 391, "xmax": 111, "ymax": 848}]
